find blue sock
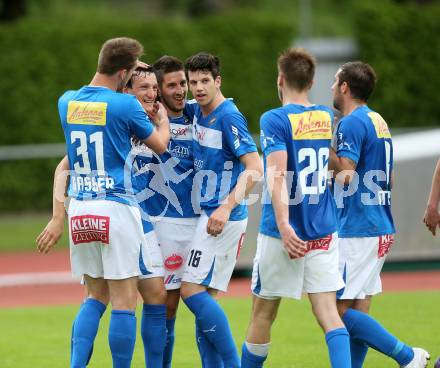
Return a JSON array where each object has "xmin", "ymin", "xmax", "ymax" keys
[
  {"xmin": 241, "ymin": 343, "xmax": 267, "ymax": 368},
  {"xmin": 71, "ymin": 298, "xmax": 106, "ymax": 368},
  {"xmin": 343, "ymin": 308, "xmax": 414, "ymax": 365},
  {"xmin": 163, "ymin": 317, "xmax": 176, "ymax": 368},
  {"xmin": 108, "ymin": 310, "xmax": 137, "ymax": 368},
  {"xmin": 184, "ymin": 291, "xmax": 240, "ymax": 367},
  {"xmin": 325, "ymin": 328, "xmax": 351, "ymax": 368},
  {"xmin": 350, "ymin": 337, "xmax": 368, "ymax": 368},
  {"xmin": 196, "ymin": 321, "xmax": 224, "ymax": 367},
  {"xmin": 141, "ymin": 304, "xmax": 167, "ymax": 368}
]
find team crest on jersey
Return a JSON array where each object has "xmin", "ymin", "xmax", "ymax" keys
[
  {"xmin": 369, "ymin": 112, "xmax": 391, "ymax": 138},
  {"xmin": 289, "ymin": 111, "xmax": 332, "ymax": 140},
  {"xmin": 67, "ymin": 101, "xmax": 107, "ymax": 125},
  {"xmin": 70, "ymin": 215, "xmax": 110, "ymax": 245},
  {"xmin": 378, "ymin": 234, "xmax": 394, "ymax": 258}
]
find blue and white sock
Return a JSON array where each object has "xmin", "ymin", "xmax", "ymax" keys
[
  {"xmin": 241, "ymin": 342, "xmax": 269, "ymax": 368},
  {"xmin": 109, "ymin": 310, "xmax": 137, "ymax": 368},
  {"xmin": 71, "ymin": 298, "xmax": 106, "ymax": 368},
  {"xmin": 343, "ymin": 308, "xmax": 414, "ymax": 366},
  {"xmin": 141, "ymin": 304, "xmax": 167, "ymax": 368},
  {"xmin": 325, "ymin": 328, "xmax": 351, "ymax": 368},
  {"xmin": 184, "ymin": 291, "xmax": 240, "ymax": 367},
  {"xmin": 196, "ymin": 322, "xmax": 224, "ymax": 367},
  {"xmin": 163, "ymin": 317, "xmax": 176, "ymax": 368}
]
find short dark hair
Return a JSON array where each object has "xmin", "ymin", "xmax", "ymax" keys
[
  {"xmin": 277, "ymin": 48, "xmax": 315, "ymax": 91},
  {"xmin": 125, "ymin": 65, "xmax": 154, "ymax": 89},
  {"xmin": 185, "ymin": 52, "xmax": 220, "ymax": 79},
  {"xmin": 152, "ymin": 55, "xmax": 184, "ymax": 86},
  {"xmin": 97, "ymin": 37, "xmax": 143, "ymax": 75},
  {"xmin": 338, "ymin": 61, "xmax": 377, "ymax": 102}
]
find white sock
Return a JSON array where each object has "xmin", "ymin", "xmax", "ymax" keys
[{"xmin": 245, "ymin": 342, "xmax": 270, "ymax": 357}]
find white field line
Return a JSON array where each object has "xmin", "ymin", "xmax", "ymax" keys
[{"xmin": 0, "ymin": 271, "xmax": 80, "ymax": 287}]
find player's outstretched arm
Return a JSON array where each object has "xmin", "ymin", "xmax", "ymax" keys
[
  {"xmin": 36, "ymin": 155, "xmax": 69, "ymax": 253},
  {"xmin": 265, "ymin": 150, "xmax": 307, "ymax": 259},
  {"xmin": 423, "ymin": 158, "xmax": 440, "ymax": 236},
  {"xmin": 206, "ymin": 151, "xmax": 263, "ymax": 237},
  {"xmin": 142, "ymin": 102, "xmax": 170, "ymax": 155}
]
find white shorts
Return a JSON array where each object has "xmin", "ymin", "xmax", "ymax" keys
[
  {"xmin": 68, "ymin": 198, "xmax": 144, "ymax": 280},
  {"xmin": 337, "ymin": 235, "xmax": 394, "ymax": 300},
  {"xmin": 138, "ymin": 230, "xmax": 163, "ymax": 280},
  {"xmin": 182, "ymin": 212, "xmax": 247, "ymax": 292},
  {"xmin": 151, "ymin": 219, "xmax": 197, "ymax": 290},
  {"xmin": 252, "ymin": 232, "xmax": 344, "ymax": 300}
]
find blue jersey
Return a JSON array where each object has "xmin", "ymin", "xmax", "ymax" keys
[
  {"xmin": 259, "ymin": 104, "xmax": 337, "ymax": 241},
  {"xmin": 59, "ymin": 86, "xmax": 154, "ymax": 206},
  {"xmin": 133, "ymin": 113, "xmax": 198, "ymax": 225},
  {"xmin": 191, "ymin": 99, "xmax": 257, "ymax": 221},
  {"xmin": 334, "ymin": 105, "xmax": 395, "ymax": 237}
]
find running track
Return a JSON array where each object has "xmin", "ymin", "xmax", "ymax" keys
[{"xmin": 0, "ymin": 250, "xmax": 439, "ymax": 308}]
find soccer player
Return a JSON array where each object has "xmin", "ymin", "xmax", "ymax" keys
[
  {"xmin": 330, "ymin": 61, "xmax": 430, "ymax": 368},
  {"xmin": 131, "ymin": 55, "xmax": 199, "ymax": 368},
  {"xmin": 423, "ymin": 158, "xmax": 440, "ymax": 235},
  {"xmin": 241, "ymin": 48, "xmax": 351, "ymax": 368},
  {"xmin": 48, "ymin": 37, "xmax": 169, "ymax": 368},
  {"xmin": 181, "ymin": 52, "xmax": 263, "ymax": 367}
]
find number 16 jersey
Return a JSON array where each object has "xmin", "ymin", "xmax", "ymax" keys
[{"xmin": 259, "ymin": 104, "xmax": 337, "ymax": 241}]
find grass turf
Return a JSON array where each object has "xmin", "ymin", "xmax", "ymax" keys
[
  {"xmin": 0, "ymin": 213, "xmax": 68, "ymax": 252},
  {"xmin": 0, "ymin": 292, "xmax": 438, "ymax": 367}
]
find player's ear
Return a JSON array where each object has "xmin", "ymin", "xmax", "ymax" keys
[
  {"xmin": 215, "ymin": 75, "xmax": 221, "ymax": 88},
  {"xmin": 277, "ymin": 72, "xmax": 283, "ymax": 88}
]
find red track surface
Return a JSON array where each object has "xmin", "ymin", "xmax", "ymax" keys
[{"xmin": 0, "ymin": 250, "xmax": 439, "ymax": 308}]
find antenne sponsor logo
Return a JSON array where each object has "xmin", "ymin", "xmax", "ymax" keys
[
  {"xmin": 70, "ymin": 215, "xmax": 110, "ymax": 245},
  {"xmin": 369, "ymin": 112, "xmax": 391, "ymax": 138},
  {"xmin": 67, "ymin": 101, "xmax": 107, "ymax": 125},
  {"xmin": 289, "ymin": 111, "xmax": 332, "ymax": 140},
  {"xmin": 164, "ymin": 254, "xmax": 183, "ymax": 271},
  {"xmin": 170, "ymin": 125, "xmax": 191, "ymax": 139}
]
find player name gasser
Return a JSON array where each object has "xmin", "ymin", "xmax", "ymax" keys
[{"xmin": 70, "ymin": 175, "xmax": 115, "ymax": 193}]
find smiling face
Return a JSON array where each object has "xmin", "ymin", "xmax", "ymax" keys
[
  {"xmin": 187, "ymin": 70, "xmax": 220, "ymax": 108},
  {"xmin": 159, "ymin": 70, "xmax": 188, "ymax": 115},
  {"xmin": 126, "ymin": 71, "xmax": 158, "ymax": 106}
]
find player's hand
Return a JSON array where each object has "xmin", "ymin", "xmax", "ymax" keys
[
  {"xmin": 423, "ymin": 205, "xmax": 440, "ymax": 236},
  {"xmin": 137, "ymin": 60, "xmax": 150, "ymax": 69},
  {"xmin": 36, "ymin": 216, "xmax": 64, "ymax": 254},
  {"xmin": 147, "ymin": 102, "xmax": 168, "ymax": 127},
  {"xmin": 207, "ymin": 206, "xmax": 232, "ymax": 237},
  {"xmin": 279, "ymin": 223, "xmax": 307, "ymax": 259}
]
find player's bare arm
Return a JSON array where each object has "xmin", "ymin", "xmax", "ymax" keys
[
  {"xmin": 423, "ymin": 158, "xmax": 440, "ymax": 235},
  {"xmin": 265, "ymin": 150, "xmax": 307, "ymax": 258},
  {"xmin": 207, "ymin": 151, "xmax": 263, "ymax": 237},
  {"xmin": 36, "ymin": 155, "xmax": 69, "ymax": 254},
  {"xmin": 329, "ymin": 147, "xmax": 356, "ymax": 185}
]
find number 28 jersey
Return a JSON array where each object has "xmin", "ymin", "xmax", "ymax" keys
[
  {"xmin": 59, "ymin": 86, "xmax": 154, "ymax": 206},
  {"xmin": 259, "ymin": 104, "xmax": 337, "ymax": 241}
]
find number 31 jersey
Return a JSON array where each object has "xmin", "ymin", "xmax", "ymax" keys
[
  {"xmin": 59, "ymin": 86, "xmax": 154, "ymax": 206},
  {"xmin": 259, "ymin": 104, "xmax": 337, "ymax": 241}
]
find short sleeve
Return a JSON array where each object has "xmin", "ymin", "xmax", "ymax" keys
[
  {"xmin": 127, "ymin": 97, "xmax": 154, "ymax": 140},
  {"xmin": 336, "ymin": 115, "xmax": 365, "ymax": 164},
  {"xmin": 223, "ymin": 112, "xmax": 257, "ymax": 158},
  {"xmin": 259, "ymin": 110, "xmax": 287, "ymax": 155}
]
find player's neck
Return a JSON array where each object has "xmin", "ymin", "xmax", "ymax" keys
[
  {"xmin": 166, "ymin": 108, "xmax": 183, "ymax": 118},
  {"xmin": 342, "ymin": 99, "xmax": 366, "ymax": 116},
  {"xmin": 201, "ymin": 91, "xmax": 225, "ymax": 117},
  {"xmin": 282, "ymin": 89, "xmax": 313, "ymax": 107},
  {"xmin": 89, "ymin": 73, "xmax": 118, "ymax": 91}
]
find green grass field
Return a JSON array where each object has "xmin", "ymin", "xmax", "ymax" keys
[{"xmin": 0, "ymin": 292, "xmax": 438, "ymax": 367}]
